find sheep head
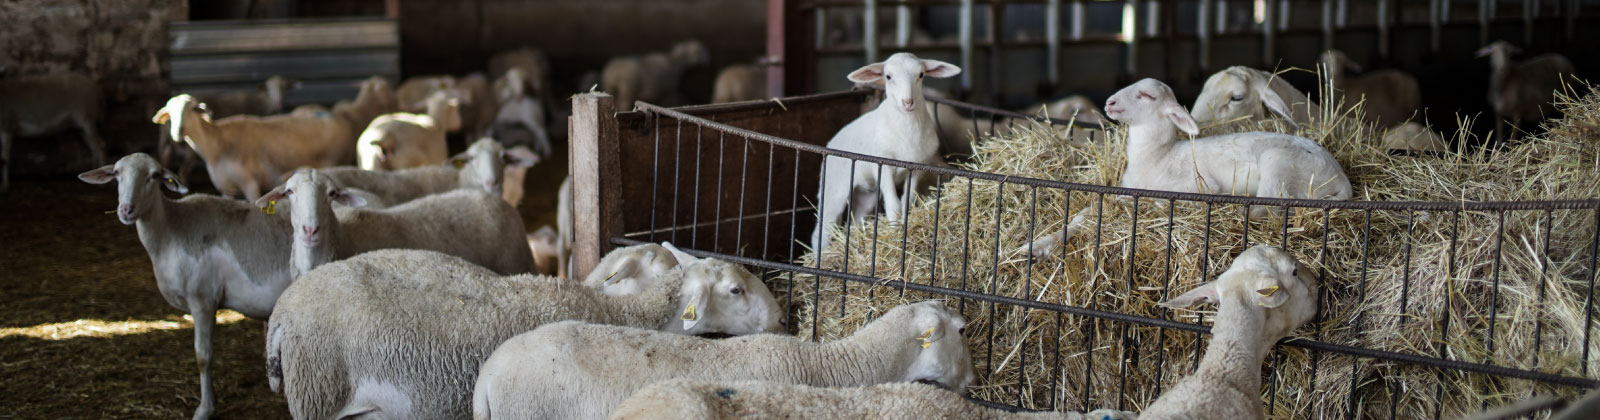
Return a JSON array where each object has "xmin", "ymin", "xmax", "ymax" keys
[
  {"xmin": 78, "ymin": 153, "xmax": 188, "ymax": 225},
  {"xmin": 1160, "ymin": 245, "xmax": 1320, "ymax": 347},
  {"xmin": 667, "ymin": 258, "xmax": 784, "ymax": 336},
  {"xmin": 1191, "ymin": 67, "xmax": 1296, "ymax": 128},
  {"xmin": 888, "ymin": 301, "xmax": 975, "ymax": 392},
  {"xmin": 1106, "ymin": 78, "xmax": 1199, "ymax": 136},
  {"xmin": 849, "ymin": 52, "xmax": 960, "ymax": 115}
]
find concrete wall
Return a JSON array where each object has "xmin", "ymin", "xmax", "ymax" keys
[{"xmin": 0, "ymin": 0, "xmax": 187, "ymax": 175}]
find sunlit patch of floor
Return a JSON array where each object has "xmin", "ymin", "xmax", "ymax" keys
[{"xmin": 0, "ymin": 310, "xmax": 247, "ymax": 340}]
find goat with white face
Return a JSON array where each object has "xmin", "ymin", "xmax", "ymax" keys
[{"xmin": 810, "ymin": 52, "xmax": 960, "ymax": 252}]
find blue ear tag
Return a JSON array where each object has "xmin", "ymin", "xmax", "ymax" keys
[{"xmin": 715, "ymin": 388, "xmax": 736, "ymax": 399}]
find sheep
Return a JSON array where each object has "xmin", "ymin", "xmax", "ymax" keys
[
  {"xmin": 199, "ymin": 75, "xmax": 299, "ymax": 118},
  {"xmin": 1477, "ymin": 40, "xmax": 1577, "ymax": 141},
  {"xmin": 472, "ymin": 300, "xmax": 975, "ymax": 420},
  {"xmin": 711, "ymin": 62, "xmax": 766, "ymax": 103},
  {"xmin": 487, "ymin": 46, "xmax": 554, "ymax": 106},
  {"xmin": 256, "ymin": 169, "xmax": 534, "ymax": 278},
  {"xmin": 601, "ymin": 40, "xmax": 711, "ymax": 110},
  {"xmin": 527, "ymin": 226, "xmax": 562, "ymax": 276},
  {"xmin": 498, "ymin": 145, "xmax": 540, "ymax": 208},
  {"xmin": 155, "ymin": 94, "xmax": 354, "ymax": 201},
  {"xmin": 1, "ymin": 71, "xmax": 105, "ymax": 192},
  {"xmin": 77, "ymin": 153, "xmax": 293, "ymax": 420},
  {"xmin": 608, "ymin": 380, "xmax": 1137, "ymax": 420},
  {"xmin": 810, "ymin": 52, "xmax": 961, "ymax": 252},
  {"xmin": 265, "ymin": 248, "xmax": 785, "ymax": 420},
  {"xmin": 1139, "ymin": 245, "xmax": 1320, "ymax": 420},
  {"xmin": 488, "ymin": 69, "xmax": 553, "ymax": 159},
  {"xmin": 1023, "ymin": 79, "xmax": 1351, "ymax": 258},
  {"xmin": 1190, "ymin": 66, "xmax": 1321, "ymax": 129},
  {"xmin": 456, "ymin": 72, "xmax": 499, "ymax": 138},
  {"xmin": 356, "ymin": 89, "xmax": 462, "ymax": 170},
  {"xmin": 1381, "ymin": 121, "xmax": 1448, "ymax": 154},
  {"xmin": 1318, "ymin": 50, "xmax": 1422, "ymax": 127},
  {"xmin": 332, "ymin": 75, "xmax": 401, "ymax": 141},
  {"xmin": 580, "ymin": 242, "xmax": 691, "ymax": 296},
  {"xmin": 394, "ymin": 74, "xmax": 457, "ymax": 113},
  {"xmin": 310, "ymin": 137, "xmax": 536, "ymax": 206}
]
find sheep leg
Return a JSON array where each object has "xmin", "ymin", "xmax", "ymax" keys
[
  {"xmin": 188, "ymin": 302, "xmax": 218, "ymax": 420},
  {"xmin": 878, "ymin": 168, "xmax": 904, "ymax": 222},
  {"xmin": 74, "ymin": 113, "xmax": 107, "ymax": 166},
  {"xmin": 810, "ymin": 164, "xmax": 853, "ymax": 251}
]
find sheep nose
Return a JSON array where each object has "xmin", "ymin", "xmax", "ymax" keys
[
  {"xmin": 118, "ymin": 203, "xmax": 134, "ymax": 216},
  {"xmin": 901, "ymin": 99, "xmax": 914, "ymax": 110},
  {"xmin": 303, "ymin": 225, "xmax": 319, "ymax": 237},
  {"xmin": 1106, "ymin": 98, "xmax": 1118, "ymax": 107}
]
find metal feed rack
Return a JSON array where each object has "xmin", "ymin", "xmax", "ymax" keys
[{"xmin": 566, "ymin": 90, "xmax": 1599, "ymax": 419}]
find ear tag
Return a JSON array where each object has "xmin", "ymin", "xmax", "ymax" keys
[
  {"xmin": 1256, "ymin": 285, "xmax": 1281, "ymax": 297},
  {"xmin": 681, "ymin": 304, "xmax": 697, "ymax": 321},
  {"xmin": 166, "ymin": 178, "xmax": 176, "ymax": 184},
  {"xmin": 263, "ymin": 199, "xmax": 277, "ymax": 215},
  {"xmin": 603, "ymin": 271, "xmax": 619, "ymax": 285},
  {"xmin": 452, "ymin": 159, "xmax": 466, "ymax": 169},
  {"xmin": 916, "ymin": 327, "xmax": 936, "ymax": 349}
]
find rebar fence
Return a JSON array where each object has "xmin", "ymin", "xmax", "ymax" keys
[{"xmin": 569, "ymin": 91, "xmax": 1599, "ymax": 419}]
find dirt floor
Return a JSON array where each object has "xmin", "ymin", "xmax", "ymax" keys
[{"xmin": 0, "ymin": 147, "xmax": 567, "ymax": 418}]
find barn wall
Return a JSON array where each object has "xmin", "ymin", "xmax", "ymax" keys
[{"xmin": 0, "ymin": 0, "xmax": 188, "ymax": 174}]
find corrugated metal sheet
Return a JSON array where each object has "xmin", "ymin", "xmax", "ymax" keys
[{"xmin": 168, "ymin": 18, "xmax": 400, "ymax": 108}]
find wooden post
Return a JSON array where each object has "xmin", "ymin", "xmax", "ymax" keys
[{"xmin": 568, "ymin": 93, "xmax": 622, "ymax": 282}]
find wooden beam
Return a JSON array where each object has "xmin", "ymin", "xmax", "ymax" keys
[{"xmin": 568, "ymin": 93, "xmax": 622, "ymax": 281}]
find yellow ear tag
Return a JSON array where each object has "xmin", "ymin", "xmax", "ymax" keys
[
  {"xmin": 681, "ymin": 304, "xmax": 697, "ymax": 321},
  {"xmin": 452, "ymin": 159, "xmax": 466, "ymax": 169},
  {"xmin": 166, "ymin": 178, "xmax": 175, "ymax": 184},
  {"xmin": 916, "ymin": 327, "xmax": 935, "ymax": 349},
  {"xmin": 1256, "ymin": 285, "xmax": 1281, "ymax": 297},
  {"xmin": 603, "ymin": 271, "xmax": 619, "ymax": 285},
  {"xmin": 263, "ymin": 199, "xmax": 277, "ymax": 215}
]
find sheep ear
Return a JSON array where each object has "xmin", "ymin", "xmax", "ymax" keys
[
  {"xmin": 448, "ymin": 154, "xmax": 469, "ymax": 169},
  {"xmin": 152, "ymin": 108, "xmax": 171, "ymax": 125},
  {"xmin": 1165, "ymin": 102, "xmax": 1200, "ymax": 136},
  {"xmin": 680, "ymin": 280, "xmax": 710, "ymax": 331},
  {"xmin": 78, "ymin": 165, "xmax": 117, "ymax": 184},
  {"xmin": 505, "ymin": 146, "xmax": 540, "ymax": 168},
  {"xmin": 1160, "ymin": 282, "xmax": 1218, "ymax": 308},
  {"xmin": 1475, "ymin": 45, "xmax": 1496, "ymax": 58},
  {"xmin": 1255, "ymin": 84, "xmax": 1301, "ymax": 130},
  {"xmin": 1255, "ymin": 282, "xmax": 1290, "ymax": 308},
  {"xmin": 161, "ymin": 170, "xmax": 189, "ymax": 194},
  {"xmin": 256, "ymin": 187, "xmax": 289, "ymax": 214},
  {"xmin": 847, "ymin": 63, "xmax": 887, "ymax": 84},
  {"xmin": 921, "ymin": 59, "xmax": 961, "ymax": 78},
  {"xmin": 331, "ymin": 188, "xmax": 368, "ymax": 208},
  {"xmin": 912, "ymin": 309, "xmax": 947, "ymax": 349},
  {"xmin": 661, "ymin": 242, "xmax": 700, "ymax": 267}
]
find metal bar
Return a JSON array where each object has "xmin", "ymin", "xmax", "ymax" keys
[
  {"xmin": 1194, "ymin": 201, "xmax": 1212, "ymax": 372},
  {"xmin": 1126, "ymin": 0, "xmax": 1139, "ymax": 78},
  {"xmin": 1019, "ymin": 186, "xmax": 1037, "ymax": 407},
  {"xmin": 1378, "ymin": 0, "xmax": 1391, "ymax": 59},
  {"xmin": 670, "ymin": 119, "xmax": 683, "ymax": 244},
  {"xmin": 649, "ymin": 116, "xmax": 662, "ymax": 243},
  {"xmin": 929, "ymin": 173, "xmax": 946, "ymax": 299},
  {"xmin": 988, "ymin": 1, "xmax": 1003, "ymax": 105},
  {"xmin": 840, "ymin": 157, "xmax": 857, "ymax": 317},
  {"xmin": 1047, "ymin": 0, "xmax": 1061, "ymax": 85},
  {"xmin": 1071, "ymin": 0, "xmax": 1086, "ymax": 41},
  {"xmin": 786, "ymin": 147, "xmax": 801, "ymax": 332},
  {"xmin": 896, "ymin": 4, "xmax": 912, "ymax": 47},
  {"xmin": 1117, "ymin": 197, "xmax": 1140, "ymax": 410},
  {"xmin": 1323, "ymin": 0, "xmax": 1335, "ymax": 52},
  {"xmin": 1200, "ymin": 0, "xmax": 1213, "ymax": 71},
  {"xmin": 1583, "ymin": 207, "xmax": 1600, "ymax": 373},
  {"xmin": 985, "ymin": 180, "xmax": 1007, "ymax": 380},
  {"xmin": 1346, "ymin": 209, "xmax": 1374, "ymax": 420},
  {"xmin": 690, "ymin": 123, "xmax": 704, "ymax": 249},
  {"xmin": 1265, "ymin": 0, "xmax": 1278, "ymax": 67},
  {"xmin": 960, "ymin": 0, "xmax": 975, "ymax": 91},
  {"xmin": 865, "ymin": 0, "xmax": 879, "ymax": 63},
  {"xmin": 897, "ymin": 171, "xmax": 913, "ymax": 299},
  {"xmin": 1533, "ymin": 209, "xmax": 1553, "ymax": 369},
  {"xmin": 1487, "ymin": 211, "xmax": 1508, "ymax": 357},
  {"xmin": 1084, "ymin": 193, "xmax": 1106, "ymax": 410},
  {"xmin": 960, "ymin": 177, "xmax": 977, "ymax": 316},
  {"xmin": 737, "ymin": 137, "xmax": 751, "ymax": 257},
  {"xmin": 1152, "ymin": 199, "xmax": 1175, "ymax": 397},
  {"xmin": 712, "ymin": 128, "xmax": 726, "ymax": 252},
  {"xmin": 1338, "ymin": 0, "xmax": 1349, "ymax": 28},
  {"xmin": 623, "ymin": 237, "xmax": 1600, "ymax": 388}
]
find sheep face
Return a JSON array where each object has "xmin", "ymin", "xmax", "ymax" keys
[
  {"xmin": 848, "ymin": 53, "xmax": 960, "ymax": 114},
  {"xmin": 256, "ymin": 170, "xmax": 366, "ymax": 275},
  {"xmin": 1107, "ymin": 78, "xmax": 1199, "ymax": 135},
  {"xmin": 1161, "ymin": 245, "xmax": 1320, "ymax": 345},
  {"xmin": 669, "ymin": 259, "xmax": 785, "ymax": 336},
  {"xmin": 896, "ymin": 301, "xmax": 976, "ymax": 392},
  {"xmin": 591, "ymin": 244, "xmax": 683, "ymax": 296},
  {"xmin": 452, "ymin": 138, "xmax": 512, "ymax": 195},
  {"xmin": 78, "ymin": 153, "xmax": 188, "ymax": 225},
  {"xmin": 1191, "ymin": 67, "xmax": 1293, "ymax": 127}
]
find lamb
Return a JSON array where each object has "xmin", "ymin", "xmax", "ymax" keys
[
  {"xmin": 312, "ymin": 137, "xmax": 536, "ymax": 206},
  {"xmin": 472, "ymin": 300, "xmax": 975, "ymax": 420},
  {"xmin": 155, "ymin": 94, "xmax": 354, "ymax": 201},
  {"xmin": 1381, "ymin": 121, "xmax": 1448, "ymax": 154},
  {"xmin": 1318, "ymin": 50, "xmax": 1422, "ymax": 127},
  {"xmin": 1190, "ymin": 66, "xmax": 1321, "ymax": 129},
  {"xmin": 266, "ymin": 248, "xmax": 785, "ymax": 420},
  {"xmin": 497, "ymin": 145, "xmax": 540, "ymax": 208},
  {"xmin": 331, "ymin": 75, "xmax": 401, "ymax": 142},
  {"xmin": 608, "ymin": 380, "xmax": 1137, "ymax": 420},
  {"xmin": 527, "ymin": 226, "xmax": 562, "ymax": 275},
  {"xmin": 1023, "ymin": 79, "xmax": 1351, "ymax": 257},
  {"xmin": 200, "ymin": 75, "xmax": 299, "ymax": 117},
  {"xmin": 2, "ymin": 72, "xmax": 105, "ymax": 192},
  {"xmin": 78, "ymin": 153, "xmax": 294, "ymax": 420},
  {"xmin": 487, "ymin": 46, "xmax": 554, "ymax": 108},
  {"xmin": 356, "ymin": 89, "xmax": 462, "ymax": 170},
  {"xmin": 711, "ymin": 62, "xmax": 766, "ymax": 103},
  {"xmin": 810, "ymin": 53, "xmax": 961, "ymax": 252},
  {"xmin": 601, "ymin": 39, "xmax": 711, "ymax": 110},
  {"xmin": 257, "ymin": 169, "xmax": 534, "ymax": 278},
  {"xmin": 1477, "ymin": 40, "xmax": 1577, "ymax": 141},
  {"xmin": 580, "ymin": 242, "xmax": 694, "ymax": 296},
  {"xmin": 488, "ymin": 68, "xmax": 553, "ymax": 159},
  {"xmin": 394, "ymin": 74, "xmax": 457, "ymax": 113},
  {"xmin": 1139, "ymin": 245, "xmax": 1320, "ymax": 420}
]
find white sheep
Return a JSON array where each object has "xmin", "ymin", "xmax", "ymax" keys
[
  {"xmin": 1318, "ymin": 50, "xmax": 1422, "ymax": 127},
  {"xmin": 2, "ymin": 72, "xmax": 105, "ymax": 192},
  {"xmin": 78, "ymin": 153, "xmax": 293, "ymax": 420},
  {"xmin": 265, "ymin": 248, "xmax": 785, "ymax": 420},
  {"xmin": 331, "ymin": 75, "xmax": 401, "ymax": 142},
  {"xmin": 1140, "ymin": 245, "xmax": 1320, "ymax": 420},
  {"xmin": 711, "ymin": 62, "xmax": 766, "ymax": 104},
  {"xmin": 608, "ymin": 379, "xmax": 1137, "ymax": 420},
  {"xmin": 497, "ymin": 145, "xmax": 540, "ymax": 208},
  {"xmin": 394, "ymin": 74, "xmax": 457, "ymax": 112},
  {"xmin": 1477, "ymin": 40, "xmax": 1577, "ymax": 141},
  {"xmin": 356, "ymin": 89, "xmax": 462, "ymax": 170},
  {"xmin": 155, "ymin": 94, "xmax": 353, "ymax": 201},
  {"xmin": 1024, "ymin": 79, "xmax": 1351, "ymax": 257},
  {"xmin": 200, "ymin": 75, "xmax": 299, "ymax": 117},
  {"xmin": 487, "ymin": 46, "xmax": 554, "ymax": 108},
  {"xmin": 472, "ymin": 300, "xmax": 974, "ymax": 420},
  {"xmin": 601, "ymin": 40, "xmax": 711, "ymax": 110},
  {"xmin": 527, "ymin": 226, "xmax": 562, "ymax": 276},
  {"xmin": 1190, "ymin": 66, "xmax": 1321, "ymax": 129},
  {"xmin": 580, "ymin": 242, "xmax": 696, "ymax": 296},
  {"xmin": 810, "ymin": 53, "xmax": 961, "ymax": 252},
  {"xmin": 488, "ymin": 72, "xmax": 553, "ymax": 159},
  {"xmin": 310, "ymin": 137, "xmax": 535, "ymax": 206},
  {"xmin": 1381, "ymin": 121, "xmax": 1449, "ymax": 154},
  {"xmin": 255, "ymin": 169, "xmax": 534, "ymax": 278}
]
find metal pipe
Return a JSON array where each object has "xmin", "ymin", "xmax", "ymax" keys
[
  {"xmin": 1264, "ymin": 0, "xmax": 1277, "ymax": 67},
  {"xmin": 1323, "ymin": 0, "xmax": 1335, "ymax": 51},
  {"xmin": 1071, "ymin": 0, "xmax": 1085, "ymax": 40},
  {"xmin": 1338, "ymin": 0, "xmax": 1348, "ymax": 28},
  {"xmin": 815, "ymin": 6, "xmax": 827, "ymax": 49},
  {"xmin": 1199, "ymin": 0, "xmax": 1212, "ymax": 71},
  {"xmin": 960, "ymin": 0, "xmax": 974, "ymax": 91},
  {"xmin": 1126, "ymin": 0, "xmax": 1138, "ymax": 78},
  {"xmin": 896, "ymin": 3, "xmax": 911, "ymax": 47},
  {"xmin": 1216, "ymin": 0, "xmax": 1228, "ymax": 33},
  {"xmin": 1047, "ymin": 0, "xmax": 1061, "ymax": 85},
  {"xmin": 1378, "ymin": 0, "xmax": 1390, "ymax": 60},
  {"xmin": 1280, "ymin": 0, "xmax": 1291, "ymax": 31},
  {"xmin": 864, "ymin": 0, "xmax": 878, "ymax": 63}
]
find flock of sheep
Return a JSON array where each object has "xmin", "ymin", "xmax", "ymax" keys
[{"xmin": 0, "ymin": 31, "xmax": 1576, "ymax": 419}]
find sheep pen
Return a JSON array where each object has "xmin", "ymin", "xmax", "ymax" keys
[{"xmin": 785, "ymin": 81, "xmax": 1600, "ymax": 419}]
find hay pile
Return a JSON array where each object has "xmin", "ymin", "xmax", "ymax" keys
[{"xmin": 782, "ymin": 81, "xmax": 1600, "ymax": 418}]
